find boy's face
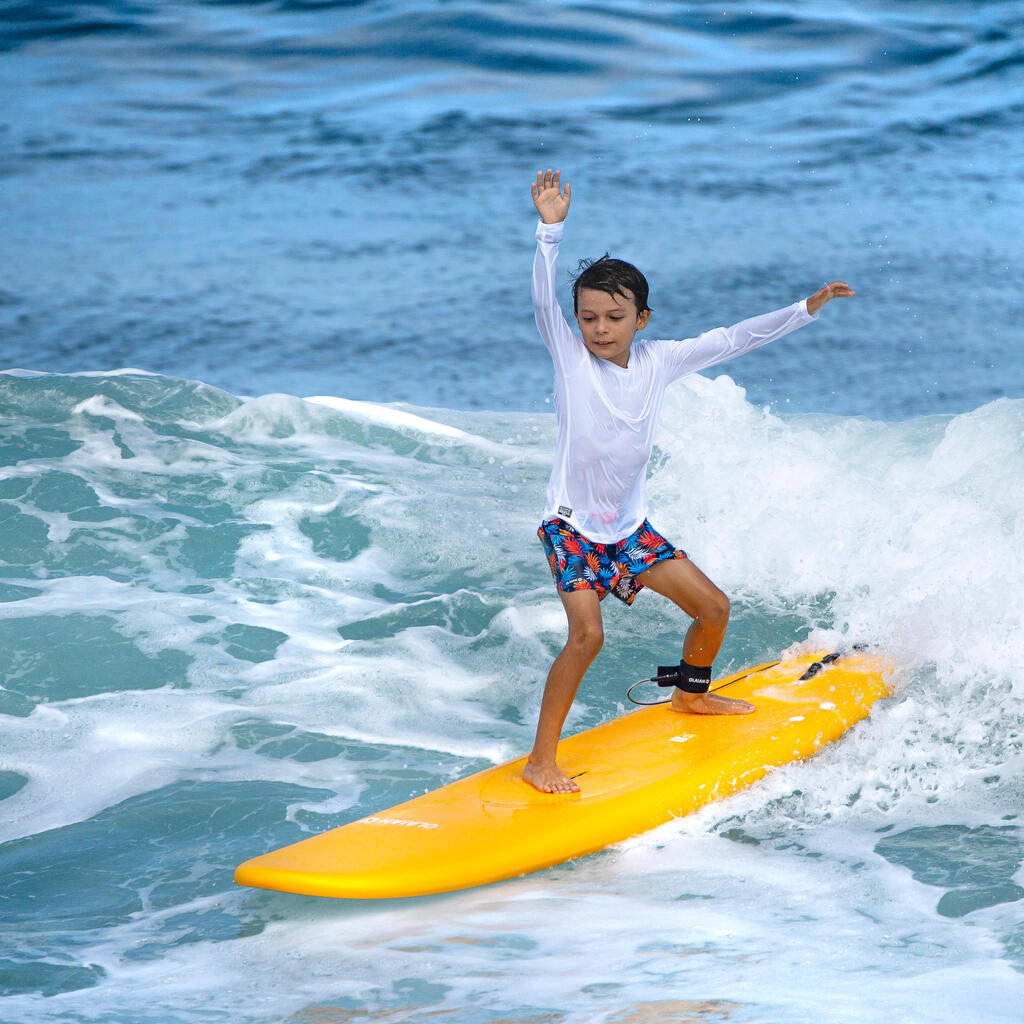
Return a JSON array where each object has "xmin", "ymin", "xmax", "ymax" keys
[{"xmin": 574, "ymin": 287, "xmax": 651, "ymax": 368}]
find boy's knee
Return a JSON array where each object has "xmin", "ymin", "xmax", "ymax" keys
[
  {"xmin": 567, "ymin": 622, "xmax": 604, "ymax": 659},
  {"xmin": 704, "ymin": 591, "xmax": 730, "ymax": 628}
]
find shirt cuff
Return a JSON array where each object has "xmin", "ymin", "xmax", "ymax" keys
[
  {"xmin": 799, "ymin": 297, "xmax": 818, "ymax": 320},
  {"xmin": 535, "ymin": 219, "xmax": 565, "ymax": 243}
]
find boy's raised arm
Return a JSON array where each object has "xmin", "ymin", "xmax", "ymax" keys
[
  {"xmin": 532, "ymin": 168, "xmax": 571, "ymax": 224},
  {"xmin": 531, "ymin": 170, "xmax": 580, "ymax": 365}
]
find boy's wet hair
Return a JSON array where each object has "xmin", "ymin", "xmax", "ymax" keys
[{"xmin": 571, "ymin": 254, "xmax": 651, "ymax": 315}]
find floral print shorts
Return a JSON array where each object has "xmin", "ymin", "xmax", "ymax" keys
[{"xmin": 538, "ymin": 517, "xmax": 686, "ymax": 605}]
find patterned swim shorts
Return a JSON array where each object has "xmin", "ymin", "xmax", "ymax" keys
[{"xmin": 538, "ymin": 517, "xmax": 687, "ymax": 605}]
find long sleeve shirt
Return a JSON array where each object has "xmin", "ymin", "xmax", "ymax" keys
[{"xmin": 533, "ymin": 218, "xmax": 817, "ymax": 543}]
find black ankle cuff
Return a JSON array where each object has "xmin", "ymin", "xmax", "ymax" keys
[{"xmin": 655, "ymin": 660, "xmax": 712, "ymax": 694}]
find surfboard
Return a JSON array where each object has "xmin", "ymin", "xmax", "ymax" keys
[{"xmin": 234, "ymin": 646, "xmax": 890, "ymax": 899}]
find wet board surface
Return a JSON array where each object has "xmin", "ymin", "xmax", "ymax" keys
[{"xmin": 234, "ymin": 647, "xmax": 891, "ymax": 899}]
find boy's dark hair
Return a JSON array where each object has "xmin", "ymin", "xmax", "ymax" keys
[{"xmin": 571, "ymin": 254, "xmax": 651, "ymax": 315}]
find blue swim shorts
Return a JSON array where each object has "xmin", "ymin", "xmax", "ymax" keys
[{"xmin": 538, "ymin": 517, "xmax": 687, "ymax": 605}]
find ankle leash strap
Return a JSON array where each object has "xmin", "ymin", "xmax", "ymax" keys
[{"xmin": 655, "ymin": 660, "xmax": 712, "ymax": 694}]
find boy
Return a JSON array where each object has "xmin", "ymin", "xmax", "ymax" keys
[{"xmin": 525, "ymin": 169, "xmax": 854, "ymax": 795}]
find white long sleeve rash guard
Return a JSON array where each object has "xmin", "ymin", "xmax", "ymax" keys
[{"xmin": 533, "ymin": 218, "xmax": 818, "ymax": 544}]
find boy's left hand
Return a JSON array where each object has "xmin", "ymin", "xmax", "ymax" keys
[{"xmin": 807, "ymin": 281, "xmax": 855, "ymax": 315}]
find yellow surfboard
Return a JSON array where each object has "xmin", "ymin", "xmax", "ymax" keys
[{"xmin": 234, "ymin": 647, "xmax": 890, "ymax": 899}]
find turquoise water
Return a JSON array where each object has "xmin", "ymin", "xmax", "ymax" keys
[
  {"xmin": 1, "ymin": 370, "xmax": 1022, "ymax": 1021},
  {"xmin": 3, "ymin": 0, "xmax": 1024, "ymax": 1021}
]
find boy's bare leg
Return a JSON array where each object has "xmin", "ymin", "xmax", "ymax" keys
[
  {"xmin": 636, "ymin": 558, "xmax": 755, "ymax": 715},
  {"xmin": 524, "ymin": 589, "xmax": 604, "ymax": 793}
]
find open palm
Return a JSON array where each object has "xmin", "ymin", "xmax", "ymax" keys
[{"xmin": 531, "ymin": 168, "xmax": 571, "ymax": 224}]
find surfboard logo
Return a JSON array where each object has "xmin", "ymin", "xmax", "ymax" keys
[{"xmin": 361, "ymin": 816, "xmax": 439, "ymax": 830}]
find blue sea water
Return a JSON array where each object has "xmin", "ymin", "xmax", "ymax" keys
[{"xmin": 2, "ymin": 2, "xmax": 1024, "ymax": 1022}]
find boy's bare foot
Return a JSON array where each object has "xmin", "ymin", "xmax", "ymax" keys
[
  {"xmin": 523, "ymin": 758, "xmax": 580, "ymax": 794},
  {"xmin": 671, "ymin": 690, "xmax": 755, "ymax": 715}
]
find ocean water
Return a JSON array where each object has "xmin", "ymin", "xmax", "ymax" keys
[{"xmin": 2, "ymin": 2, "xmax": 1024, "ymax": 1022}]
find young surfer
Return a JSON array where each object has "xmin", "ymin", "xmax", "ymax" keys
[{"xmin": 525, "ymin": 168, "xmax": 855, "ymax": 794}]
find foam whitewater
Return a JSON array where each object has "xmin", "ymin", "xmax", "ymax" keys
[{"xmin": 1, "ymin": 369, "xmax": 1023, "ymax": 1022}]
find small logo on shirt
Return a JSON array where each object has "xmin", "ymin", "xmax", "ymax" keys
[{"xmin": 558, "ymin": 505, "xmax": 573, "ymax": 518}]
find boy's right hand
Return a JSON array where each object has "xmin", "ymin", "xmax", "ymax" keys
[{"xmin": 532, "ymin": 168, "xmax": 571, "ymax": 224}]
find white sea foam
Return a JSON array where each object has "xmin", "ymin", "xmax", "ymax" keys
[
  {"xmin": 305, "ymin": 394, "xmax": 471, "ymax": 440},
  {"xmin": 650, "ymin": 378, "xmax": 1024, "ymax": 823}
]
